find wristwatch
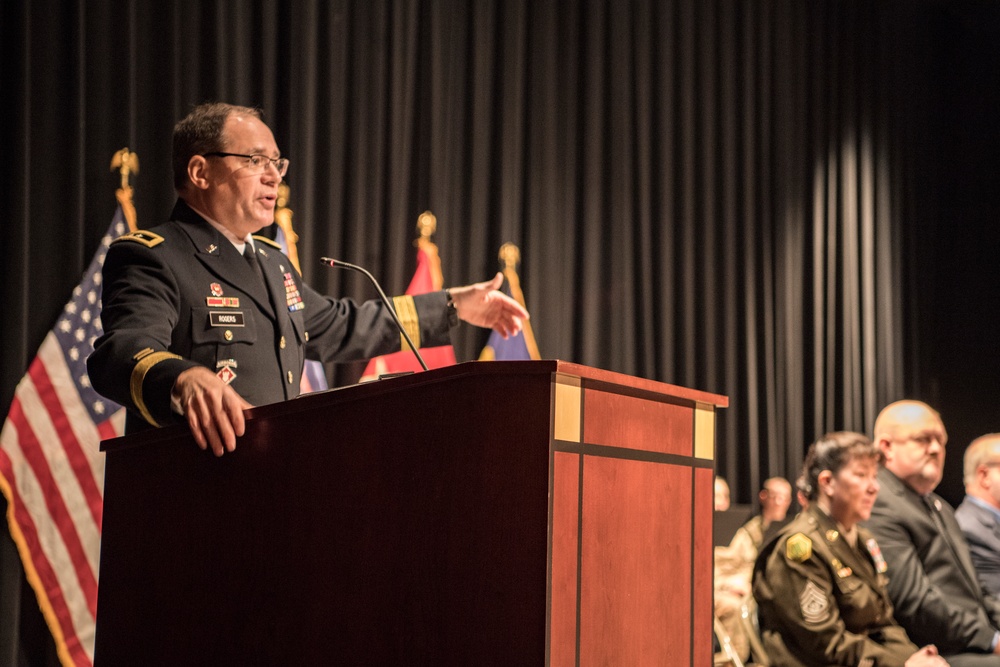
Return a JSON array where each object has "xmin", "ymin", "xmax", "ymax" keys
[{"xmin": 444, "ymin": 289, "xmax": 459, "ymax": 327}]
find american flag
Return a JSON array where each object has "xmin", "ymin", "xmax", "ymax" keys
[{"xmin": 0, "ymin": 207, "xmax": 128, "ymax": 667}]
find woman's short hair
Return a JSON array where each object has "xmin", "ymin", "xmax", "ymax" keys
[{"xmin": 799, "ymin": 431, "xmax": 879, "ymax": 502}]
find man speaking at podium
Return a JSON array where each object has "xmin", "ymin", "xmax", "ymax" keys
[{"xmin": 88, "ymin": 102, "xmax": 528, "ymax": 457}]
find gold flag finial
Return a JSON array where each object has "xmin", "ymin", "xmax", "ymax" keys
[
  {"xmin": 415, "ymin": 210, "xmax": 437, "ymax": 246},
  {"xmin": 273, "ymin": 181, "xmax": 302, "ymax": 274},
  {"xmin": 413, "ymin": 211, "xmax": 444, "ymax": 290},
  {"xmin": 110, "ymin": 148, "xmax": 139, "ymax": 232},
  {"xmin": 479, "ymin": 241, "xmax": 541, "ymax": 361},
  {"xmin": 110, "ymin": 148, "xmax": 139, "ymax": 191},
  {"xmin": 277, "ymin": 182, "xmax": 290, "ymax": 209},
  {"xmin": 498, "ymin": 242, "xmax": 521, "ymax": 270}
]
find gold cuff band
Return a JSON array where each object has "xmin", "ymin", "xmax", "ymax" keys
[
  {"xmin": 392, "ymin": 295, "xmax": 420, "ymax": 351},
  {"xmin": 130, "ymin": 351, "xmax": 182, "ymax": 427}
]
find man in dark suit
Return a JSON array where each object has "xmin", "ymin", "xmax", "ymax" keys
[
  {"xmin": 957, "ymin": 434, "xmax": 1000, "ymax": 598},
  {"xmin": 864, "ymin": 400, "xmax": 1000, "ymax": 666},
  {"xmin": 88, "ymin": 102, "xmax": 528, "ymax": 457}
]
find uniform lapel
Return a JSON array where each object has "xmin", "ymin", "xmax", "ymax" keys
[
  {"xmin": 815, "ymin": 510, "xmax": 881, "ymax": 591},
  {"xmin": 253, "ymin": 243, "xmax": 284, "ymax": 317},
  {"xmin": 172, "ymin": 202, "xmax": 276, "ymax": 320}
]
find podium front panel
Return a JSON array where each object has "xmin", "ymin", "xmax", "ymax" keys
[
  {"xmin": 96, "ymin": 360, "xmax": 724, "ymax": 665},
  {"xmin": 547, "ymin": 370, "xmax": 717, "ymax": 666}
]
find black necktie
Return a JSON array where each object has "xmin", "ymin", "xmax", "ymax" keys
[{"xmin": 243, "ymin": 244, "xmax": 266, "ymax": 287}]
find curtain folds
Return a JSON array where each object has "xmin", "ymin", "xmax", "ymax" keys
[
  {"xmin": 4, "ymin": 0, "xmax": 973, "ymax": 662},
  {"xmin": 2, "ymin": 0, "xmax": 938, "ymax": 513}
]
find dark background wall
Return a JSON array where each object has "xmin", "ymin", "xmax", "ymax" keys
[
  {"xmin": 918, "ymin": 1, "xmax": 1000, "ymax": 505},
  {"xmin": 2, "ymin": 0, "xmax": 999, "ymax": 664}
]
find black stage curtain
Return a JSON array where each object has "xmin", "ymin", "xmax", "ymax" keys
[{"xmin": 2, "ymin": 1, "xmax": 999, "ymax": 664}]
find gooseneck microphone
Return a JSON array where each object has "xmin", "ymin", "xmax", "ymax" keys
[{"xmin": 320, "ymin": 257, "xmax": 429, "ymax": 372}]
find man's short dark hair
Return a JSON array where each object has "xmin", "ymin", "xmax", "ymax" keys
[{"xmin": 172, "ymin": 103, "xmax": 261, "ymax": 190}]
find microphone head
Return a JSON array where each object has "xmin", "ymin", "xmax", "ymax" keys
[{"xmin": 319, "ymin": 257, "xmax": 337, "ymax": 267}]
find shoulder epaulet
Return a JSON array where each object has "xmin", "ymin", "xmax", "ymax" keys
[
  {"xmin": 112, "ymin": 230, "xmax": 165, "ymax": 248},
  {"xmin": 252, "ymin": 235, "xmax": 282, "ymax": 250},
  {"xmin": 786, "ymin": 533, "xmax": 813, "ymax": 562}
]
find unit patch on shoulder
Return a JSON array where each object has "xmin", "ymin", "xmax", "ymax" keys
[
  {"xmin": 112, "ymin": 230, "xmax": 165, "ymax": 248},
  {"xmin": 799, "ymin": 580, "xmax": 830, "ymax": 625},
  {"xmin": 251, "ymin": 234, "xmax": 282, "ymax": 250},
  {"xmin": 786, "ymin": 533, "xmax": 813, "ymax": 562}
]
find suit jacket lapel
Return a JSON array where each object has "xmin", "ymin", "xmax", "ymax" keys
[
  {"xmin": 935, "ymin": 494, "xmax": 985, "ymax": 596},
  {"xmin": 877, "ymin": 468, "xmax": 984, "ymax": 600},
  {"xmin": 985, "ymin": 503, "xmax": 1000, "ymax": 545}
]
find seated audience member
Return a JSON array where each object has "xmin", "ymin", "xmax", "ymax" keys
[
  {"xmin": 714, "ymin": 474, "xmax": 750, "ymax": 663},
  {"xmin": 957, "ymin": 434, "xmax": 1000, "ymax": 598},
  {"xmin": 715, "ymin": 476, "xmax": 792, "ymax": 664},
  {"xmin": 754, "ymin": 431, "xmax": 947, "ymax": 667},
  {"xmin": 865, "ymin": 400, "xmax": 1000, "ymax": 666},
  {"xmin": 716, "ymin": 475, "xmax": 732, "ymax": 511},
  {"xmin": 730, "ymin": 476, "xmax": 793, "ymax": 559}
]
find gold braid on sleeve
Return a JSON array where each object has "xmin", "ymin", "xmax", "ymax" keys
[
  {"xmin": 391, "ymin": 295, "xmax": 420, "ymax": 351},
  {"xmin": 130, "ymin": 350, "xmax": 182, "ymax": 426}
]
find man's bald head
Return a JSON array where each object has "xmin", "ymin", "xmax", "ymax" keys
[{"xmin": 874, "ymin": 400, "xmax": 948, "ymax": 496}]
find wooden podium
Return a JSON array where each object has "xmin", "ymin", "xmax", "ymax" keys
[{"xmin": 96, "ymin": 360, "xmax": 727, "ymax": 665}]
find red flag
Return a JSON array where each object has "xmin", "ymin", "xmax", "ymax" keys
[
  {"xmin": 0, "ymin": 207, "xmax": 130, "ymax": 667},
  {"xmin": 361, "ymin": 242, "xmax": 457, "ymax": 380}
]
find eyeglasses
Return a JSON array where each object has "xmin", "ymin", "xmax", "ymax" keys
[{"xmin": 202, "ymin": 152, "xmax": 289, "ymax": 177}]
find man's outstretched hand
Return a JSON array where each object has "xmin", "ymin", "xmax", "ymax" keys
[{"xmin": 448, "ymin": 272, "xmax": 529, "ymax": 339}]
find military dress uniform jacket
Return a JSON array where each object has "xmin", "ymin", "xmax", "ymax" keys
[
  {"xmin": 956, "ymin": 497, "xmax": 1000, "ymax": 599},
  {"xmin": 863, "ymin": 467, "xmax": 1000, "ymax": 657},
  {"xmin": 88, "ymin": 200, "xmax": 454, "ymax": 433},
  {"xmin": 753, "ymin": 505, "xmax": 917, "ymax": 667}
]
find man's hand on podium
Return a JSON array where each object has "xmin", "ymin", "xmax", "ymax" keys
[{"xmin": 173, "ymin": 366, "xmax": 252, "ymax": 457}]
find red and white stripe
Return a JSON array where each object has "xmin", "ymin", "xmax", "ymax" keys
[{"xmin": 0, "ymin": 331, "xmax": 123, "ymax": 667}]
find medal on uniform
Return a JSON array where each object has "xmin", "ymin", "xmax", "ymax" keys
[
  {"xmin": 206, "ymin": 297, "xmax": 240, "ymax": 307},
  {"xmin": 831, "ymin": 558, "xmax": 853, "ymax": 578},
  {"xmin": 284, "ymin": 272, "xmax": 304, "ymax": 311},
  {"xmin": 865, "ymin": 538, "xmax": 888, "ymax": 573}
]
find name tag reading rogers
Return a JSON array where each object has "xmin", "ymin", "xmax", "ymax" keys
[{"xmin": 209, "ymin": 311, "xmax": 246, "ymax": 327}]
